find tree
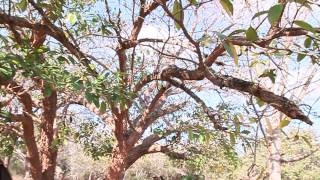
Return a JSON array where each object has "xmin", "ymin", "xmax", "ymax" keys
[{"xmin": 0, "ymin": 0, "xmax": 319, "ymax": 179}]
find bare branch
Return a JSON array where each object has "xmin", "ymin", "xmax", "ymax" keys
[{"xmin": 205, "ymin": 68, "xmax": 312, "ymax": 125}]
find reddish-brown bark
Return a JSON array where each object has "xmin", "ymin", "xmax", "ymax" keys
[
  {"xmin": 39, "ymin": 90, "xmax": 58, "ymax": 180},
  {"xmin": 105, "ymin": 146, "xmax": 128, "ymax": 180},
  {"xmin": 0, "ymin": 77, "xmax": 59, "ymax": 179},
  {"xmin": 21, "ymin": 115, "xmax": 42, "ymax": 180}
]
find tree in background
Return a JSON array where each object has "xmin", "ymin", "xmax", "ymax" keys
[{"xmin": 0, "ymin": 0, "xmax": 320, "ymax": 179}]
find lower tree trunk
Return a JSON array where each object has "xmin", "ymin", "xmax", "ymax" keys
[
  {"xmin": 24, "ymin": 156, "xmax": 33, "ymax": 180},
  {"xmin": 266, "ymin": 118, "xmax": 281, "ymax": 180},
  {"xmin": 105, "ymin": 146, "xmax": 128, "ymax": 180},
  {"xmin": 39, "ymin": 123, "xmax": 58, "ymax": 180},
  {"xmin": 40, "ymin": 90, "xmax": 58, "ymax": 180},
  {"xmin": 22, "ymin": 116, "xmax": 42, "ymax": 180}
]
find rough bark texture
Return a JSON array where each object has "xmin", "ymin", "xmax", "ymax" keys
[
  {"xmin": 22, "ymin": 115, "xmax": 42, "ymax": 180},
  {"xmin": 39, "ymin": 90, "xmax": 58, "ymax": 180},
  {"xmin": 0, "ymin": 77, "xmax": 59, "ymax": 180},
  {"xmin": 105, "ymin": 146, "xmax": 128, "ymax": 180}
]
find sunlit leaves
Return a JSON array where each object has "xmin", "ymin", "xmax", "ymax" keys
[
  {"xmin": 268, "ymin": 4, "xmax": 284, "ymax": 25},
  {"xmin": 71, "ymin": 77, "xmax": 84, "ymax": 91},
  {"xmin": 229, "ymin": 133, "xmax": 236, "ymax": 146},
  {"xmin": 228, "ymin": 29, "xmax": 246, "ymax": 37},
  {"xmin": 16, "ymin": 0, "xmax": 28, "ymax": 11},
  {"xmin": 223, "ymin": 42, "xmax": 238, "ymax": 65},
  {"xmin": 279, "ymin": 118, "xmax": 291, "ymax": 128},
  {"xmin": 172, "ymin": 0, "xmax": 184, "ymax": 30},
  {"xmin": 304, "ymin": 37, "xmax": 312, "ymax": 48},
  {"xmin": 66, "ymin": 12, "xmax": 78, "ymax": 25},
  {"xmin": 297, "ymin": 53, "xmax": 306, "ymax": 62},
  {"xmin": 241, "ymin": 130, "xmax": 251, "ymax": 135},
  {"xmin": 0, "ymin": 66, "xmax": 14, "ymax": 79},
  {"xmin": 99, "ymin": 101, "xmax": 107, "ymax": 114},
  {"xmin": 220, "ymin": 0, "xmax": 233, "ymax": 16},
  {"xmin": 198, "ymin": 34, "xmax": 212, "ymax": 47},
  {"xmin": 73, "ymin": 121, "xmax": 113, "ymax": 160},
  {"xmin": 246, "ymin": 27, "xmax": 258, "ymax": 42},
  {"xmin": 85, "ymin": 91, "xmax": 100, "ymax": 107},
  {"xmin": 188, "ymin": 0, "xmax": 198, "ymax": 6},
  {"xmin": 188, "ymin": 130, "xmax": 210, "ymax": 144},
  {"xmin": 0, "ymin": 134, "xmax": 17, "ymax": 156},
  {"xmin": 259, "ymin": 69, "xmax": 276, "ymax": 83},
  {"xmin": 302, "ymin": 136, "xmax": 312, "ymax": 148},
  {"xmin": 294, "ymin": 20, "xmax": 317, "ymax": 33},
  {"xmin": 256, "ymin": 97, "xmax": 265, "ymax": 107}
]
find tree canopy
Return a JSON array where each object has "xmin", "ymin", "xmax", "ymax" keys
[{"xmin": 0, "ymin": 0, "xmax": 320, "ymax": 179}]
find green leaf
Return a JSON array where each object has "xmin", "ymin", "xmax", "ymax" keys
[
  {"xmin": 66, "ymin": 13, "xmax": 78, "ymax": 25},
  {"xmin": 71, "ymin": 78, "xmax": 83, "ymax": 91},
  {"xmin": 223, "ymin": 41, "xmax": 238, "ymax": 65},
  {"xmin": 57, "ymin": 56, "xmax": 69, "ymax": 64},
  {"xmin": 214, "ymin": 31, "xmax": 227, "ymax": 40},
  {"xmin": 85, "ymin": 91, "xmax": 98, "ymax": 105},
  {"xmin": 89, "ymin": 64, "xmax": 96, "ymax": 70},
  {"xmin": 268, "ymin": 4, "xmax": 284, "ymax": 25},
  {"xmin": 17, "ymin": 0, "xmax": 28, "ymax": 11},
  {"xmin": 246, "ymin": 27, "xmax": 258, "ymax": 41},
  {"xmin": 256, "ymin": 97, "xmax": 265, "ymax": 107},
  {"xmin": 199, "ymin": 34, "xmax": 212, "ymax": 47},
  {"xmin": 228, "ymin": 29, "xmax": 246, "ymax": 37},
  {"xmin": 252, "ymin": 10, "xmax": 268, "ymax": 20},
  {"xmin": 259, "ymin": 69, "xmax": 276, "ymax": 83},
  {"xmin": 304, "ymin": 37, "xmax": 312, "ymax": 48},
  {"xmin": 43, "ymin": 85, "xmax": 53, "ymax": 97},
  {"xmin": 297, "ymin": 53, "xmax": 306, "ymax": 62},
  {"xmin": 279, "ymin": 118, "xmax": 290, "ymax": 128},
  {"xmin": 172, "ymin": 0, "xmax": 184, "ymax": 30},
  {"xmin": 230, "ymin": 133, "xmax": 236, "ymax": 146},
  {"xmin": 99, "ymin": 101, "xmax": 107, "ymax": 114},
  {"xmin": 241, "ymin": 130, "xmax": 251, "ymax": 135},
  {"xmin": 188, "ymin": 0, "xmax": 198, "ymax": 5},
  {"xmin": 199, "ymin": 134, "xmax": 206, "ymax": 144},
  {"xmin": 294, "ymin": 20, "xmax": 316, "ymax": 33},
  {"xmin": 0, "ymin": 67, "xmax": 13, "ymax": 79},
  {"xmin": 220, "ymin": 0, "xmax": 233, "ymax": 16},
  {"xmin": 301, "ymin": 136, "xmax": 312, "ymax": 148}
]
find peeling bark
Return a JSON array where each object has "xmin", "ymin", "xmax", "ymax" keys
[
  {"xmin": 105, "ymin": 146, "xmax": 128, "ymax": 180},
  {"xmin": 21, "ymin": 115, "xmax": 42, "ymax": 180},
  {"xmin": 39, "ymin": 90, "xmax": 58, "ymax": 180}
]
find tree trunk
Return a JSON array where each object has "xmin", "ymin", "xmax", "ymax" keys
[
  {"xmin": 105, "ymin": 146, "xmax": 128, "ymax": 180},
  {"xmin": 40, "ymin": 90, "xmax": 58, "ymax": 180},
  {"xmin": 22, "ymin": 115, "xmax": 42, "ymax": 180},
  {"xmin": 24, "ymin": 156, "xmax": 33, "ymax": 180},
  {"xmin": 266, "ymin": 118, "xmax": 281, "ymax": 180}
]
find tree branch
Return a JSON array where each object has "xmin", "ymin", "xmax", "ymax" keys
[{"xmin": 205, "ymin": 68, "xmax": 312, "ymax": 125}]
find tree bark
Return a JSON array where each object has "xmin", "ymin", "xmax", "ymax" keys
[
  {"xmin": 266, "ymin": 118, "xmax": 281, "ymax": 180},
  {"xmin": 105, "ymin": 146, "xmax": 128, "ymax": 180},
  {"xmin": 22, "ymin": 115, "xmax": 42, "ymax": 180},
  {"xmin": 39, "ymin": 90, "xmax": 58, "ymax": 180}
]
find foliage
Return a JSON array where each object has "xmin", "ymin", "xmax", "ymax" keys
[{"xmin": 0, "ymin": 0, "xmax": 320, "ymax": 178}]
